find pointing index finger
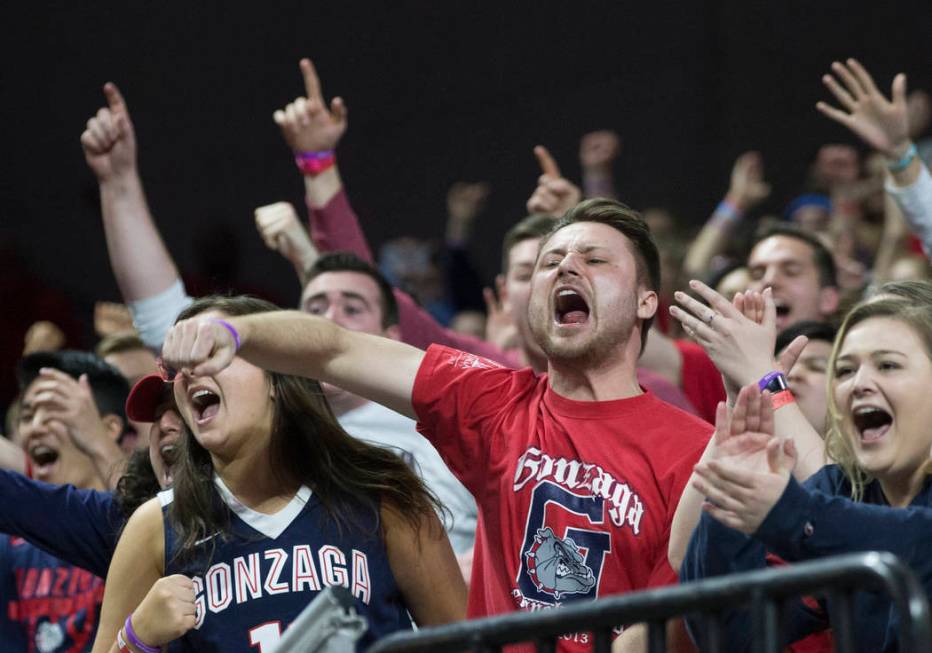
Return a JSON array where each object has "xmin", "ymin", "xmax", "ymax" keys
[
  {"xmin": 300, "ymin": 58, "xmax": 322, "ymax": 102},
  {"xmin": 103, "ymin": 82, "xmax": 128, "ymax": 115},
  {"xmin": 533, "ymin": 145, "xmax": 561, "ymax": 178}
]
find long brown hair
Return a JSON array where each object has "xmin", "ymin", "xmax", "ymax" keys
[
  {"xmin": 824, "ymin": 297, "xmax": 932, "ymax": 500},
  {"xmin": 169, "ymin": 295, "xmax": 442, "ymax": 560}
]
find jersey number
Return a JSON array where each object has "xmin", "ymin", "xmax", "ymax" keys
[{"xmin": 249, "ymin": 621, "xmax": 282, "ymax": 652}]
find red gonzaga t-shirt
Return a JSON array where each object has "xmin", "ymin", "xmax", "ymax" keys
[{"xmin": 413, "ymin": 345, "xmax": 711, "ymax": 650}]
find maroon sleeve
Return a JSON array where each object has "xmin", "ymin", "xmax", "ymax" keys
[
  {"xmin": 308, "ymin": 189, "xmax": 521, "ymax": 368},
  {"xmin": 635, "ymin": 367, "xmax": 698, "ymax": 415},
  {"xmin": 306, "ymin": 189, "xmax": 375, "ymax": 262},
  {"xmin": 395, "ymin": 290, "xmax": 521, "ymax": 367}
]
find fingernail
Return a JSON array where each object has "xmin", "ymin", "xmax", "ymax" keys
[{"xmin": 689, "ymin": 280, "xmax": 698, "ymax": 288}]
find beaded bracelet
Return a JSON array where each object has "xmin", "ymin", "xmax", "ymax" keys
[{"xmin": 295, "ymin": 150, "xmax": 336, "ymax": 176}]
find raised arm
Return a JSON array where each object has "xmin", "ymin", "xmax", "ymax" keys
[
  {"xmin": 526, "ymin": 145, "xmax": 582, "ymax": 216},
  {"xmin": 254, "ymin": 201, "xmax": 320, "ymax": 288},
  {"xmin": 161, "ymin": 310, "xmax": 426, "ymax": 419},
  {"xmin": 579, "ymin": 130, "xmax": 620, "ymax": 199},
  {"xmin": 81, "ymin": 83, "xmax": 181, "ymax": 302},
  {"xmin": 683, "ymin": 152, "xmax": 771, "ymax": 279},
  {"xmin": 818, "ymin": 59, "xmax": 932, "ymax": 253},
  {"xmin": 80, "ymin": 83, "xmax": 192, "ymax": 347},
  {"xmin": 273, "ymin": 59, "xmax": 518, "ymax": 366}
]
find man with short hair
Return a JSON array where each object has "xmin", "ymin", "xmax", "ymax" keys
[
  {"xmin": 1, "ymin": 351, "xmax": 129, "ymax": 653},
  {"xmin": 163, "ymin": 198, "xmax": 712, "ymax": 652},
  {"xmin": 746, "ymin": 224, "xmax": 840, "ymax": 331},
  {"xmin": 301, "ymin": 251, "xmax": 478, "ymax": 557}
]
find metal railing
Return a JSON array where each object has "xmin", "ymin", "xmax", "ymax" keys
[{"xmin": 367, "ymin": 552, "xmax": 931, "ymax": 653}]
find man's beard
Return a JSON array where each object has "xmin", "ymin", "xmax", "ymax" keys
[{"xmin": 528, "ymin": 304, "xmax": 636, "ymax": 368}]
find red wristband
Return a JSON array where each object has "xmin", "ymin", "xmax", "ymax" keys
[
  {"xmin": 116, "ymin": 628, "xmax": 131, "ymax": 653},
  {"xmin": 771, "ymin": 389, "xmax": 796, "ymax": 410},
  {"xmin": 294, "ymin": 150, "xmax": 336, "ymax": 176}
]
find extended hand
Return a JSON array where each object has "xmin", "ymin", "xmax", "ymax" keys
[
  {"xmin": 670, "ymin": 281, "xmax": 807, "ymax": 392},
  {"xmin": 80, "ymin": 83, "xmax": 137, "ymax": 181},
  {"xmin": 726, "ymin": 151, "xmax": 770, "ymax": 210},
  {"xmin": 817, "ymin": 58, "xmax": 911, "ymax": 159},
  {"xmin": 692, "ymin": 384, "xmax": 795, "ymax": 534},
  {"xmin": 273, "ymin": 58, "xmax": 348, "ymax": 152}
]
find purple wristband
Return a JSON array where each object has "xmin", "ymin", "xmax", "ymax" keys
[
  {"xmin": 210, "ymin": 318, "xmax": 241, "ymax": 352},
  {"xmin": 124, "ymin": 615, "xmax": 160, "ymax": 653},
  {"xmin": 758, "ymin": 371, "xmax": 784, "ymax": 391}
]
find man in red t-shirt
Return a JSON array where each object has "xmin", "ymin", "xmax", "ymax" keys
[{"xmin": 161, "ymin": 198, "xmax": 712, "ymax": 651}]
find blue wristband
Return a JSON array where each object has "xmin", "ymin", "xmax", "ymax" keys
[{"xmin": 887, "ymin": 143, "xmax": 917, "ymax": 173}]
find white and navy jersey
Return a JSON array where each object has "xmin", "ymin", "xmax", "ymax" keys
[{"xmin": 160, "ymin": 478, "xmax": 412, "ymax": 652}]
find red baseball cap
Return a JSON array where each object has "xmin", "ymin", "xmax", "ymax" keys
[{"xmin": 125, "ymin": 373, "xmax": 172, "ymax": 422}]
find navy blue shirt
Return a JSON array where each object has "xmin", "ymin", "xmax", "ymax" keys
[
  {"xmin": 0, "ymin": 534, "xmax": 105, "ymax": 652},
  {"xmin": 682, "ymin": 464, "xmax": 932, "ymax": 652},
  {"xmin": 162, "ymin": 480, "xmax": 412, "ymax": 652},
  {"xmin": 0, "ymin": 470, "xmax": 121, "ymax": 579}
]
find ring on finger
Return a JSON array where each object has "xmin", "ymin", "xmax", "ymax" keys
[{"xmin": 706, "ymin": 312, "xmax": 718, "ymax": 326}]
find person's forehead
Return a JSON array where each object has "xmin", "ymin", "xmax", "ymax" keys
[
  {"xmin": 539, "ymin": 222, "xmax": 631, "ymax": 255},
  {"xmin": 302, "ymin": 270, "xmax": 382, "ymax": 303},
  {"xmin": 508, "ymin": 237, "xmax": 542, "ymax": 268},
  {"xmin": 800, "ymin": 339, "xmax": 833, "ymax": 358},
  {"xmin": 840, "ymin": 318, "xmax": 919, "ymax": 356},
  {"xmin": 749, "ymin": 235, "xmax": 815, "ymax": 266}
]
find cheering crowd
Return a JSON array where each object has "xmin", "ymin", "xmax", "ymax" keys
[{"xmin": 2, "ymin": 54, "xmax": 931, "ymax": 653}]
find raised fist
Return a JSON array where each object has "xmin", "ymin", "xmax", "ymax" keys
[
  {"xmin": 254, "ymin": 202, "xmax": 318, "ymax": 272},
  {"xmin": 273, "ymin": 58, "xmax": 348, "ymax": 153},
  {"xmin": 80, "ymin": 83, "xmax": 137, "ymax": 181},
  {"xmin": 130, "ymin": 575, "xmax": 198, "ymax": 646}
]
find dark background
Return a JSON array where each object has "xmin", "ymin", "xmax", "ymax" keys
[{"xmin": 1, "ymin": 0, "xmax": 930, "ymax": 402}]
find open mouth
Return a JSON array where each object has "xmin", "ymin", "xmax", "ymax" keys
[
  {"xmin": 28, "ymin": 443, "xmax": 59, "ymax": 476},
  {"xmin": 554, "ymin": 288, "xmax": 590, "ymax": 326},
  {"xmin": 852, "ymin": 406, "xmax": 893, "ymax": 444},
  {"xmin": 189, "ymin": 388, "xmax": 221, "ymax": 425},
  {"xmin": 774, "ymin": 300, "xmax": 791, "ymax": 319}
]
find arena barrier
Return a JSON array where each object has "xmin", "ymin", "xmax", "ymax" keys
[{"xmin": 364, "ymin": 552, "xmax": 931, "ymax": 653}]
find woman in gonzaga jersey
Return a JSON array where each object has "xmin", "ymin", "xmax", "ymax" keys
[{"xmin": 91, "ymin": 296, "xmax": 466, "ymax": 653}]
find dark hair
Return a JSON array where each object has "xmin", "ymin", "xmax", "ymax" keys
[
  {"xmin": 96, "ymin": 332, "xmax": 148, "ymax": 358},
  {"xmin": 542, "ymin": 198, "xmax": 661, "ymax": 353},
  {"xmin": 115, "ymin": 448, "xmax": 161, "ymax": 519},
  {"xmin": 501, "ymin": 213, "xmax": 557, "ymax": 274},
  {"xmin": 17, "ymin": 350, "xmax": 129, "ymax": 423},
  {"xmin": 774, "ymin": 320, "xmax": 837, "ymax": 355},
  {"xmin": 169, "ymin": 295, "xmax": 440, "ymax": 560},
  {"xmin": 748, "ymin": 224, "xmax": 838, "ymax": 289},
  {"xmin": 304, "ymin": 252, "xmax": 400, "ymax": 330}
]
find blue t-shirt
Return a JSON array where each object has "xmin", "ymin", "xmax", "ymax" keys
[
  {"xmin": 0, "ymin": 534, "xmax": 104, "ymax": 653},
  {"xmin": 161, "ymin": 479, "xmax": 412, "ymax": 652}
]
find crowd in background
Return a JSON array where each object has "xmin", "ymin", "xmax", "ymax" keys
[{"xmin": 1, "ymin": 53, "xmax": 931, "ymax": 653}]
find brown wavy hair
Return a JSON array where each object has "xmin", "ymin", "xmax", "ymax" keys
[
  {"xmin": 824, "ymin": 297, "xmax": 932, "ymax": 500},
  {"xmin": 168, "ymin": 295, "xmax": 443, "ymax": 561}
]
